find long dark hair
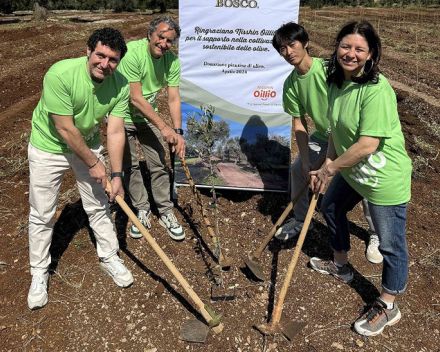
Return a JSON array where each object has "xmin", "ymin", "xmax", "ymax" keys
[{"xmin": 327, "ymin": 20, "xmax": 381, "ymax": 88}]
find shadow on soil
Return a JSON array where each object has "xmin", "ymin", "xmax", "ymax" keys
[
  {"xmin": 49, "ymin": 197, "xmax": 205, "ymax": 323},
  {"xmin": 261, "ymin": 219, "xmax": 380, "ymax": 319},
  {"xmin": 113, "ymin": 206, "xmax": 205, "ymax": 322},
  {"xmin": 49, "ymin": 199, "xmax": 94, "ymax": 273}
]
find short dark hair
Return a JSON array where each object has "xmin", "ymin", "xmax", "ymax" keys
[
  {"xmin": 272, "ymin": 22, "xmax": 309, "ymax": 53},
  {"xmin": 87, "ymin": 27, "xmax": 127, "ymax": 59},
  {"xmin": 148, "ymin": 16, "xmax": 181, "ymax": 40},
  {"xmin": 327, "ymin": 20, "xmax": 381, "ymax": 88}
]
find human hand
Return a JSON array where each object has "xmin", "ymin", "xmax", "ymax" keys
[
  {"xmin": 309, "ymin": 163, "xmax": 335, "ymax": 194},
  {"xmin": 108, "ymin": 177, "xmax": 124, "ymax": 202},
  {"xmin": 160, "ymin": 125, "xmax": 177, "ymax": 145},
  {"xmin": 174, "ymin": 135, "xmax": 186, "ymax": 159},
  {"xmin": 89, "ymin": 159, "xmax": 107, "ymax": 190}
]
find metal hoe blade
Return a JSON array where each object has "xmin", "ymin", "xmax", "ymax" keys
[
  {"xmin": 211, "ymin": 285, "xmax": 236, "ymax": 302},
  {"xmin": 254, "ymin": 320, "xmax": 306, "ymax": 341},
  {"xmin": 279, "ymin": 320, "xmax": 306, "ymax": 341},
  {"xmin": 244, "ymin": 255, "xmax": 265, "ymax": 281},
  {"xmin": 180, "ymin": 319, "xmax": 210, "ymax": 343}
]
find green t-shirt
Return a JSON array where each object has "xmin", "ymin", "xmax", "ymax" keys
[
  {"xmin": 30, "ymin": 56, "xmax": 129, "ymax": 154},
  {"xmin": 283, "ymin": 57, "xmax": 329, "ymax": 141},
  {"xmin": 117, "ymin": 38, "xmax": 180, "ymax": 124},
  {"xmin": 328, "ymin": 74, "xmax": 412, "ymax": 205}
]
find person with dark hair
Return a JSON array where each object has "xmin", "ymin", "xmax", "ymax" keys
[
  {"xmin": 118, "ymin": 16, "xmax": 185, "ymax": 241},
  {"xmin": 27, "ymin": 27, "xmax": 133, "ymax": 310},
  {"xmin": 309, "ymin": 20, "xmax": 412, "ymax": 336},
  {"xmin": 87, "ymin": 27, "xmax": 128, "ymax": 59},
  {"xmin": 272, "ymin": 22, "xmax": 381, "ymax": 264}
]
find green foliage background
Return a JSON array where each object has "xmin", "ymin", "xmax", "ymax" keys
[
  {"xmin": 0, "ymin": 0, "xmax": 178, "ymax": 13},
  {"xmin": 2, "ymin": 0, "xmax": 438, "ymax": 13},
  {"xmin": 302, "ymin": 0, "xmax": 439, "ymax": 9}
]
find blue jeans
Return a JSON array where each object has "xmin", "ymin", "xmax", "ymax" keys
[{"xmin": 321, "ymin": 173, "xmax": 408, "ymax": 295}]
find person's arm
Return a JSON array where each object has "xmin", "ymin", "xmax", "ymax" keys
[
  {"xmin": 129, "ymin": 81, "xmax": 178, "ymax": 145},
  {"xmin": 293, "ymin": 115, "xmax": 310, "ymax": 178},
  {"xmin": 106, "ymin": 115, "xmax": 125, "ymax": 201},
  {"xmin": 51, "ymin": 114, "xmax": 107, "ymax": 187},
  {"xmin": 168, "ymin": 86, "xmax": 185, "ymax": 159},
  {"xmin": 310, "ymin": 135, "xmax": 380, "ymax": 194}
]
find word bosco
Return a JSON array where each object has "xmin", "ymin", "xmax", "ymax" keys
[{"xmin": 215, "ymin": 0, "xmax": 258, "ymax": 8}]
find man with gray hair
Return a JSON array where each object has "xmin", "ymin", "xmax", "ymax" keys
[{"xmin": 118, "ymin": 16, "xmax": 186, "ymax": 241}]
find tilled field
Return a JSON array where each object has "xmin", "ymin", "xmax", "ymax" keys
[{"xmin": 0, "ymin": 7, "xmax": 439, "ymax": 352}]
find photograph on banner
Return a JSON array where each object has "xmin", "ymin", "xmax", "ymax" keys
[{"xmin": 177, "ymin": 0, "xmax": 300, "ymax": 192}]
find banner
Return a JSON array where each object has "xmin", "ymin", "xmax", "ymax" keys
[{"xmin": 177, "ymin": 0, "xmax": 300, "ymax": 191}]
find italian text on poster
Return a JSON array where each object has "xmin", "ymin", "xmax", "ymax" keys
[{"xmin": 178, "ymin": 0, "xmax": 299, "ymax": 191}]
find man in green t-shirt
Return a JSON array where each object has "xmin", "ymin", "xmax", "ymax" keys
[
  {"xmin": 272, "ymin": 22, "xmax": 382, "ymax": 264},
  {"xmin": 27, "ymin": 28, "xmax": 133, "ymax": 310},
  {"xmin": 117, "ymin": 16, "xmax": 185, "ymax": 241}
]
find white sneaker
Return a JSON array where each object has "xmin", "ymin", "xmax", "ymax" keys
[
  {"xmin": 159, "ymin": 212, "xmax": 185, "ymax": 241},
  {"xmin": 130, "ymin": 210, "xmax": 151, "ymax": 239},
  {"xmin": 366, "ymin": 233, "xmax": 383, "ymax": 264},
  {"xmin": 28, "ymin": 272, "xmax": 49, "ymax": 310},
  {"xmin": 100, "ymin": 257, "xmax": 133, "ymax": 287},
  {"xmin": 275, "ymin": 218, "xmax": 312, "ymax": 241}
]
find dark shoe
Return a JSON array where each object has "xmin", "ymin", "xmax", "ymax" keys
[
  {"xmin": 274, "ymin": 218, "xmax": 312, "ymax": 241},
  {"xmin": 309, "ymin": 257, "xmax": 354, "ymax": 283}
]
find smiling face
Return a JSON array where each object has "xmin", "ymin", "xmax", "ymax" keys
[
  {"xmin": 148, "ymin": 22, "xmax": 177, "ymax": 59},
  {"xmin": 87, "ymin": 41, "xmax": 121, "ymax": 82},
  {"xmin": 279, "ymin": 40, "xmax": 309, "ymax": 67},
  {"xmin": 337, "ymin": 33, "xmax": 372, "ymax": 80}
]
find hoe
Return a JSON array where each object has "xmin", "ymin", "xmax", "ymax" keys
[
  {"xmin": 106, "ymin": 181, "xmax": 223, "ymax": 343},
  {"xmin": 244, "ymin": 185, "xmax": 307, "ymax": 281},
  {"xmin": 255, "ymin": 193, "xmax": 318, "ymax": 340}
]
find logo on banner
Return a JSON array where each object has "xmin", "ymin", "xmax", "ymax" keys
[
  {"xmin": 253, "ymin": 86, "xmax": 277, "ymax": 100},
  {"xmin": 216, "ymin": 0, "xmax": 258, "ymax": 8}
]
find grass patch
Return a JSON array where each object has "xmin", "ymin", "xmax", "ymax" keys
[
  {"xmin": 413, "ymin": 136, "xmax": 438, "ymax": 155},
  {"xmin": 0, "ymin": 131, "xmax": 29, "ymax": 177},
  {"xmin": 429, "ymin": 121, "xmax": 440, "ymax": 140},
  {"xmin": 0, "ymin": 155, "xmax": 27, "ymax": 177},
  {"xmin": 412, "ymin": 154, "xmax": 434, "ymax": 179}
]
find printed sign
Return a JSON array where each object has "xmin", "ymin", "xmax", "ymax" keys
[{"xmin": 177, "ymin": 0, "xmax": 299, "ymax": 191}]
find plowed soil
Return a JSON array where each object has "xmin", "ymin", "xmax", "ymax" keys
[{"xmin": 0, "ymin": 7, "xmax": 439, "ymax": 352}]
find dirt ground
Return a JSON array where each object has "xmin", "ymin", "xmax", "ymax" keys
[{"xmin": 0, "ymin": 7, "xmax": 439, "ymax": 352}]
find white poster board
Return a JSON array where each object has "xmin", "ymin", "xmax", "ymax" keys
[{"xmin": 177, "ymin": 0, "xmax": 299, "ymax": 191}]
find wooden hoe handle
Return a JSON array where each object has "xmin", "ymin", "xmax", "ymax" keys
[
  {"xmin": 106, "ymin": 181, "xmax": 223, "ymax": 333},
  {"xmin": 252, "ymin": 184, "xmax": 308, "ymax": 259},
  {"xmin": 270, "ymin": 193, "xmax": 319, "ymax": 325}
]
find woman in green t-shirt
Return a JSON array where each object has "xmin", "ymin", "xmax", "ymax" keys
[{"xmin": 308, "ymin": 21, "xmax": 412, "ymax": 337}]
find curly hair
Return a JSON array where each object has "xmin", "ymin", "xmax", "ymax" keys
[
  {"xmin": 147, "ymin": 16, "xmax": 181, "ymax": 40},
  {"xmin": 327, "ymin": 20, "xmax": 381, "ymax": 88},
  {"xmin": 272, "ymin": 22, "xmax": 309, "ymax": 53},
  {"xmin": 87, "ymin": 27, "xmax": 127, "ymax": 59}
]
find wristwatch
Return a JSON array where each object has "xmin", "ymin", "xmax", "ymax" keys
[
  {"xmin": 110, "ymin": 172, "xmax": 124, "ymax": 179},
  {"xmin": 174, "ymin": 128, "xmax": 184, "ymax": 135}
]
